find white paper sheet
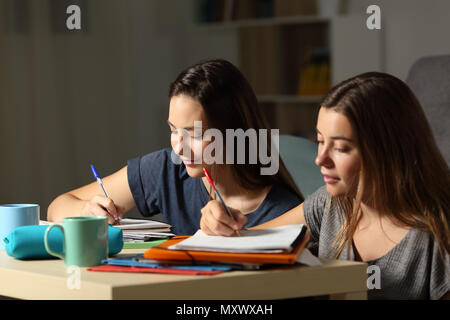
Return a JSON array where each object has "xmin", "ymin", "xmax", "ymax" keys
[
  {"xmin": 169, "ymin": 225, "xmax": 305, "ymax": 253},
  {"xmin": 296, "ymin": 248, "xmax": 323, "ymax": 266}
]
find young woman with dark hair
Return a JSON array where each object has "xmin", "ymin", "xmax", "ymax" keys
[
  {"xmin": 200, "ymin": 72, "xmax": 450, "ymax": 300},
  {"xmin": 47, "ymin": 59, "xmax": 303, "ymax": 235}
]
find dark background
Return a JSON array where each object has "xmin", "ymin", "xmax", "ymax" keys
[{"xmin": 1, "ymin": 0, "xmax": 449, "ymax": 220}]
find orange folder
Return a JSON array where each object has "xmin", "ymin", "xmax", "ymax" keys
[{"xmin": 144, "ymin": 229, "xmax": 310, "ymax": 265}]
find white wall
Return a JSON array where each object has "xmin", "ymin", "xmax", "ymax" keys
[{"xmin": 347, "ymin": 0, "xmax": 450, "ymax": 80}]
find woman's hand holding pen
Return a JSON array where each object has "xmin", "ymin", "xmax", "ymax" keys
[
  {"xmin": 200, "ymin": 200, "xmax": 247, "ymax": 236},
  {"xmin": 81, "ymin": 195, "xmax": 125, "ymax": 225}
]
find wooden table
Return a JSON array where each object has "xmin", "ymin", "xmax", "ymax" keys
[{"xmin": 0, "ymin": 249, "xmax": 367, "ymax": 300}]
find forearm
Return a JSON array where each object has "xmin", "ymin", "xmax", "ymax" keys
[{"xmin": 47, "ymin": 193, "xmax": 87, "ymax": 223}]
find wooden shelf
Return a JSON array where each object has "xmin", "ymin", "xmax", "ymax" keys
[
  {"xmin": 258, "ymin": 95, "xmax": 323, "ymax": 104},
  {"xmin": 196, "ymin": 15, "xmax": 329, "ymax": 29},
  {"xmin": 195, "ymin": 0, "xmax": 382, "ymax": 136}
]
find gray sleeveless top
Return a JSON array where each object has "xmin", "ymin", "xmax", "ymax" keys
[{"xmin": 303, "ymin": 186, "xmax": 449, "ymax": 300}]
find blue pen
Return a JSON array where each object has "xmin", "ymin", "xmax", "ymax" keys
[{"xmin": 90, "ymin": 164, "xmax": 120, "ymax": 224}]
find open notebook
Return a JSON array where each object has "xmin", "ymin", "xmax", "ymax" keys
[
  {"xmin": 41, "ymin": 219, "xmax": 175, "ymax": 241},
  {"xmin": 169, "ymin": 224, "xmax": 306, "ymax": 253}
]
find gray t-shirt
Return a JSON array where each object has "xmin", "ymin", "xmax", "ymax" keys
[{"xmin": 303, "ymin": 186, "xmax": 450, "ymax": 300}]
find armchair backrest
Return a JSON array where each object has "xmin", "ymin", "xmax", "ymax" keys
[{"xmin": 406, "ymin": 55, "xmax": 450, "ymax": 166}]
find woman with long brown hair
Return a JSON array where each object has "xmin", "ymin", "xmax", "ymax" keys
[
  {"xmin": 200, "ymin": 72, "xmax": 449, "ymax": 299},
  {"xmin": 48, "ymin": 59, "xmax": 303, "ymax": 235}
]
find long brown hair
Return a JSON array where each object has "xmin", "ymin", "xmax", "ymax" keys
[
  {"xmin": 169, "ymin": 59, "xmax": 304, "ymax": 201},
  {"xmin": 320, "ymin": 72, "xmax": 450, "ymax": 259}
]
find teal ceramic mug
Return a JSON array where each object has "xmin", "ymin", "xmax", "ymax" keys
[
  {"xmin": 0, "ymin": 204, "xmax": 40, "ymax": 250},
  {"xmin": 44, "ymin": 216, "xmax": 108, "ymax": 267}
]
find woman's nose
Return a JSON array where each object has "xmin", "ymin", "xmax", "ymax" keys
[
  {"xmin": 171, "ymin": 132, "xmax": 184, "ymax": 155},
  {"xmin": 172, "ymin": 131, "xmax": 194, "ymax": 157},
  {"xmin": 315, "ymin": 149, "xmax": 332, "ymax": 168}
]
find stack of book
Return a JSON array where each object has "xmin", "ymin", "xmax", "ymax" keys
[
  {"xmin": 115, "ymin": 219, "xmax": 174, "ymax": 242},
  {"xmin": 88, "ymin": 225, "xmax": 322, "ymax": 276},
  {"xmin": 145, "ymin": 224, "xmax": 314, "ymax": 265}
]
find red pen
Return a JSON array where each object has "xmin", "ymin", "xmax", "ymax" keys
[{"xmin": 203, "ymin": 168, "xmax": 241, "ymax": 237}]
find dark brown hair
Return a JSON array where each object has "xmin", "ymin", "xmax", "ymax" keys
[
  {"xmin": 169, "ymin": 59, "xmax": 304, "ymax": 201},
  {"xmin": 320, "ymin": 72, "xmax": 450, "ymax": 259}
]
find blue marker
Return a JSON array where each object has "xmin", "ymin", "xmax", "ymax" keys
[{"xmin": 90, "ymin": 164, "xmax": 119, "ymax": 224}]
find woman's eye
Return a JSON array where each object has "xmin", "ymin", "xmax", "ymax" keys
[{"xmin": 335, "ymin": 147, "xmax": 349, "ymax": 153}]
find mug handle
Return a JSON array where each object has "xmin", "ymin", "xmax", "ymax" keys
[{"xmin": 44, "ymin": 224, "xmax": 65, "ymax": 260}]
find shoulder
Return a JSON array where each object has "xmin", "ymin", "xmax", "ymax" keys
[
  {"xmin": 128, "ymin": 148, "xmax": 187, "ymax": 179},
  {"xmin": 302, "ymin": 185, "xmax": 332, "ymax": 242},
  {"xmin": 126, "ymin": 148, "xmax": 191, "ymax": 202},
  {"xmin": 133, "ymin": 148, "xmax": 174, "ymax": 166},
  {"xmin": 420, "ymin": 231, "xmax": 449, "ymax": 300},
  {"xmin": 303, "ymin": 185, "xmax": 330, "ymax": 217},
  {"xmin": 399, "ymin": 229, "xmax": 450, "ymax": 300}
]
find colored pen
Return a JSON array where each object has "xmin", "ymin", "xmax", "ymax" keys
[
  {"xmin": 90, "ymin": 164, "xmax": 120, "ymax": 225},
  {"xmin": 203, "ymin": 168, "xmax": 241, "ymax": 237}
]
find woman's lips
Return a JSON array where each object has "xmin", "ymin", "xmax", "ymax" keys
[
  {"xmin": 181, "ymin": 158, "xmax": 200, "ymax": 166},
  {"xmin": 323, "ymin": 174, "xmax": 340, "ymax": 184}
]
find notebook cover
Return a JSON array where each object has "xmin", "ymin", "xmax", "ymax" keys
[
  {"xmin": 87, "ymin": 264, "xmax": 224, "ymax": 275},
  {"xmin": 144, "ymin": 227, "xmax": 309, "ymax": 265},
  {"xmin": 122, "ymin": 239, "xmax": 167, "ymax": 249}
]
